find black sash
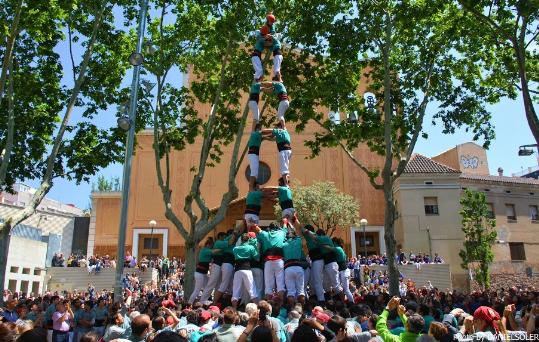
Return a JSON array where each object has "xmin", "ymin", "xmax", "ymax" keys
[
  {"xmin": 251, "ymin": 50, "xmax": 262, "ymax": 57},
  {"xmin": 196, "ymin": 262, "xmax": 210, "ymax": 274},
  {"xmin": 338, "ymin": 261, "xmax": 347, "ymax": 271},
  {"xmin": 264, "ymin": 247, "xmax": 284, "ymax": 258},
  {"xmin": 249, "ymin": 93, "xmax": 260, "ymax": 103},
  {"xmin": 223, "ymin": 253, "xmax": 235, "ymax": 264},
  {"xmin": 213, "ymin": 255, "xmax": 223, "ymax": 266},
  {"xmin": 280, "ymin": 199, "xmax": 293, "ymax": 210},
  {"xmin": 309, "ymin": 248, "xmax": 323, "ymax": 261},
  {"xmin": 248, "ymin": 146, "xmax": 260, "ymax": 155},
  {"xmin": 234, "ymin": 260, "xmax": 252, "ymax": 271},
  {"xmin": 245, "ymin": 204, "xmax": 261, "ymax": 215},
  {"xmin": 251, "ymin": 259, "xmax": 263, "ymax": 269},
  {"xmin": 277, "ymin": 141, "xmax": 291, "ymax": 152},
  {"xmin": 278, "ymin": 92, "xmax": 288, "ymax": 101},
  {"xmin": 323, "ymin": 251, "xmax": 337, "ymax": 265},
  {"xmin": 284, "ymin": 259, "xmax": 302, "ymax": 269}
]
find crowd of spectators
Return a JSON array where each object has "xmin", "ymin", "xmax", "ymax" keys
[{"xmin": 1, "ymin": 258, "xmax": 538, "ymax": 342}]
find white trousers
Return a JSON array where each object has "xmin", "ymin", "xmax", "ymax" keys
[
  {"xmin": 310, "ymin": 259, "xmax": 325, "ymax": 301},
  {"xmin": 252, "ymin": 267, "xmax": 264, "ymax": 299},
  {"xmin": 189, "ymin": 272, "xmax": 208, "ymax": 303},
  {"xmin": 273, "ymin": 54, "xmax": 283, "ymax": 76},
  {"xmin": 340, "ymin": 269, "xmax": 354, "ymax": 302},
  {"xmin": 278, "ymin": 150, "xmax": 292, "ymax": 176},
  {"xmin": 249, "ymin": 100, "xmax": 260, "ymax": 121},
  {"xmin": 218, "ymin": 263, "xmax": 234, "ymax": 293},
  {"xmin": 251, "ymin": 56, "xmax": 263, "ymax": 80},
  {"xmin": 232, "ymin": 269, "xmax": 257, "ymax": 301},
  {"xmin": 285, "ymin": 266, "xmax": 305, "ymax": 298},
  {"xmin": 264, "ymin": 259, "xmax": 285, "ymax": 295},
  {"xmin": 277, "ymin": 100, "xmax": 289, "ymax": 121},
  {"xmin": 324, "ymin": 262, "xmax": 342, "ymax": 293},
  {"xmin": 200, "ymin": 263, "xmax": 221, "ymax": 302},
  {"xmin": 248, "ymin": 154, "xmax": 259, "ymax": 177}
]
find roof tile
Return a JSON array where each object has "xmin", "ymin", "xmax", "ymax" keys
[{"xmin": 403, "ymin": 154, "xmax": 461, "ymax": 174}]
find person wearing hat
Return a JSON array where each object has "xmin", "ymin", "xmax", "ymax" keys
[
  {"xmin": 188, "ymin": 238, "xmax": 214, "ymax": 304},
  {"xmin": 251, "ymin": 12, "xmax": 282, "ymax": 81},
  {"xmin": 231, "ymin": 233, "xmax": 260, "ymax": 309},
  {"xmin": 455, "ymin": 306, "xmax": 501, "ymax": 342},
  {"xmin": 282, "ymin": 230, "xmax": 305, "ymax": 306}
]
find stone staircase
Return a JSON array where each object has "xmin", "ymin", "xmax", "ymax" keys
[
  {"xmin": 364, "ymin": 264, "xmax": 453, "ymax": 290},
  {"xmin": 45, "ymin": 267, "xmax": 157, "ymax": 293}
]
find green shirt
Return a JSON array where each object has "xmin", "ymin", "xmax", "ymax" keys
[
  {"xmin": 214, "ymin": 236, "xmax": 234, "ymax": 255},
  {"xmin": 317, "ymin": 235, "xmax": 334, "ymax": 255},
  {"xmin": 272, "ymin": 81, "xmax": 287, "ymax": 95},
  {"xmin": 283, "ymin": 237, "xmax": 304, "ymax": 261},
  {"xmin": 246, "ymin": 190, "xmax": 263, "ymax": 206},
  {"xmin": 250, "ymin": 82, "xmax": 261, "ymax": 94},
  {"xmin": 233, "ymin": 243, "xmax": 259, "ymax": 261},
  {"xmin": 272, "ymin": 128, "xmax": 291, "ymax": 144},
  {"xmin": 198, "ymin": 247, "xmax": 213, "ymax": 263},
  {"xmin": 248, "ymin": 131, "xmax": 262, "ymax": 148},
  {"xmin": 257, "ymin": 227, "xmax": 287, "ymax": 253},
  {"xmin": 334, "ymin": 246, "xmax": 346, "ymax": 263},
  {"xmin": 303, "ymin": 233, "xmax": 318, "ymax": 251},
  {"xmin": 278, "ymin": 186, "xmax": 292, "ymax": 203}
]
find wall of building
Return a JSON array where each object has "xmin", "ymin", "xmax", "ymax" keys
[
  {"xmin": 92, "ymin": 126, "xmax": 387, "ymax": 258},
  {"xmin": 462, "ymin": 180, "xmax": 539, "ymax": 275},
  {"xmin": 0, "ymin": 204, "xmax": 78, "ymax": 259},
  {"xmin": 5, "ymin": 236, "xmax": 47, "ymax": 294},
  {"xmin": 432, "ymin": 143, "xmax": 489, "ymax": 175},
  {"xmin": 394, "ymin": 173, "xmax": 466, "ymax": 290}
]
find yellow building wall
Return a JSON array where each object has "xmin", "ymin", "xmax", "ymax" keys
[
  {"xmin": 93, "ymin": 125, "xmax": 387, "ymax": 258},
  {"xmin": 394, "ymin": 175, "xmax": 465, "ymax": 283}
]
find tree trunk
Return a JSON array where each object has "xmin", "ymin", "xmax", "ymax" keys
[
  {"xmin": 183, "ymin": 239, "xmax": 199, "ymax": 300},
  {"xmin": 383, "ymin": 183, "xmax": 399, "ymax": 296},
  {"xmin": 0, "ymin": 224, "xmax": 12, "ymax": 305},
  {"xmin": 515, "ymin": 44, "xmax": 539, "ymax": 145}
]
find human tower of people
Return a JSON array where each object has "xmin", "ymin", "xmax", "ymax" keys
[{"xmin": 188, "ymin": 13, "xmax": 354, "ymax": 309}]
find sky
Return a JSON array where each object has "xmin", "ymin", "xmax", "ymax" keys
[{"xmin": 23, "ymin": 8, "xmax": 539, "ymax": 210}]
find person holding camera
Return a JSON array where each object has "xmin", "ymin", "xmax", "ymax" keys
[{"xmin": 52, "ymin": 301, "xmax": 74, "ymax": 342}]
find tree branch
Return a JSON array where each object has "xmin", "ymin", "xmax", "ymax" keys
[
  {"xmin": 457, "ymin": 0, "xmax": 516, "ymax": 46},
  {"xmin": 395, "ymin": 56, "xmax": 436, "ymax": 178},
  {"xmin": 0, "ymin": 0, "xmax": 23, "ymax": 107},
  {"xmin": 68, "ymin": 18, "xmax": 77, "ymax": 86},
  {"xmin": 0, "ymin": 3, "xmax": 106, "ymax": 233},
  {"xmin": 0, "ymin": 58, "xmax": 15, "ymax": 187},
  {"xmin": 185, "ymin": 36, "xmax": 234, "ymax": 225}
]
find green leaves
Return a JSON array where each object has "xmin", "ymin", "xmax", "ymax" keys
[
  {"xmin": 273, "ymin": 181, "xmax": 360, "ymax": 237},
  {"xmin": 459, "ymin": 189, "xmax": 497, "ymax": 289}
]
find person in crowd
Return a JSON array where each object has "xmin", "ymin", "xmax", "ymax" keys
[{"xmin": 51, "ymin": 300, "xmax": 74, "ymax": 342}]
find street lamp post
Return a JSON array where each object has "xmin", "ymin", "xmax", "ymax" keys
[
  {"xmin": 149, "ymin": 220, "xmax": 156, "ymax": 259},
  {"xmin": 113, "ymin": 0, "xmax": 149, "ymax": 303},
  {"xmin": 360, "ymin": 218, "xmax": 368, "ymax": 259}
]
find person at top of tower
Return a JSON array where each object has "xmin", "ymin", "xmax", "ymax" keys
[
  {"xmin": 262, "ymin": 121, "xmax": 291, "ymax": 185},
  {"xmin": 251, "ymin": 12, "xmax": 282, "ymax": 81},
  {"xmin": 260, "ymin": 73, "xmax": 289, "ymax": 128}
]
